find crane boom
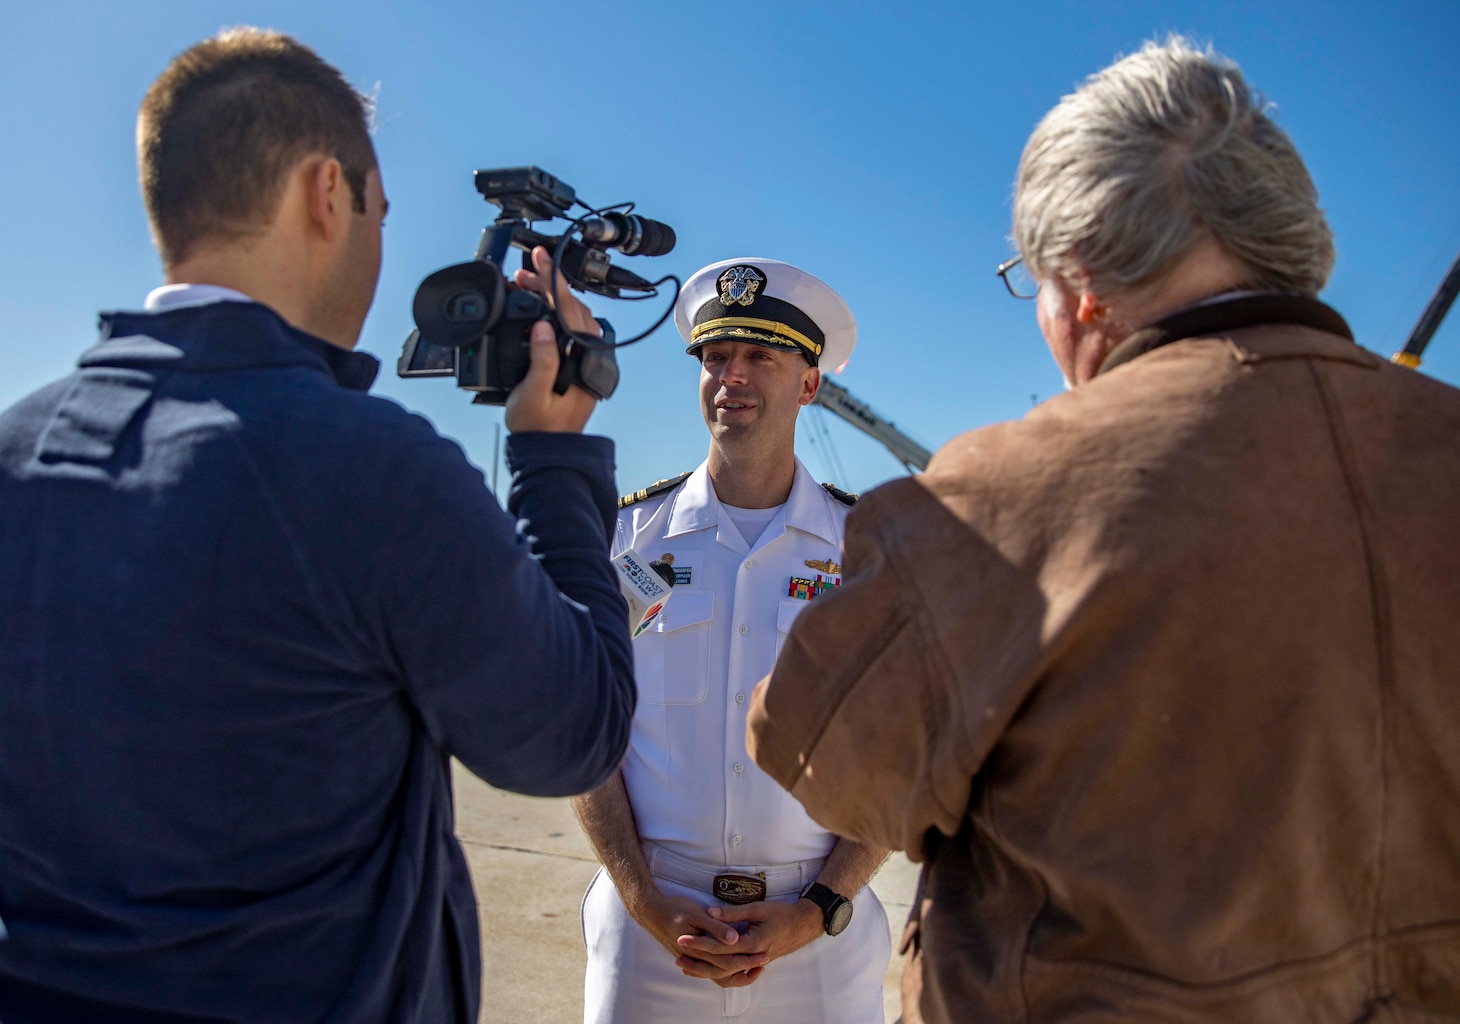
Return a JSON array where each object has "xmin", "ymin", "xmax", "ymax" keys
[
  {"xmin": 812, "ymin": 376, "xmax": 932, "ymax": 472},
  {"xmin": 1393, "ymin": 246, "xmax": 1460, "ymax": 369}
]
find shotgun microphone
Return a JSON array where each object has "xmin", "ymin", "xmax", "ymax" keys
[{"xmin": 580, "ymin": 213, "xmax": 677, "ymax": 257}]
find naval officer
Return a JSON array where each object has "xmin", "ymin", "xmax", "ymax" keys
[{"xmin": 573, "ymin": 259, "xmax": 892, "ymax": 1022}]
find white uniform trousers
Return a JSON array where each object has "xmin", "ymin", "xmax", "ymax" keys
[{"xmin": 582, "ymin": 842, "xmax": 890, "ymax": 1023}]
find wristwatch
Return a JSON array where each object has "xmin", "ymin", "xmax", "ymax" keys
[{"xmin": 799, "ymin": 881, "xmax": 853, "ymax": 936}]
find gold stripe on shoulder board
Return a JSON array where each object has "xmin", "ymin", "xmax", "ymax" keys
[
  {"xmin": 821, "ymin": 482, "xmax": 858, "ymax": 506},
  {"xmin": 619, "ymin": 471, "xmax": 692, "ymax": 509}
]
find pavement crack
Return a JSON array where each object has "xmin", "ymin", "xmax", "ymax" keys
[{"xmin": 456, "ymin": 837, "xmax": 599, "ymax": 864}]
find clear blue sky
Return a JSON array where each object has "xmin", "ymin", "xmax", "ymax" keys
[{"xmin": 3, "ymin": 0, "xmax": 1458, "ymax": 495}]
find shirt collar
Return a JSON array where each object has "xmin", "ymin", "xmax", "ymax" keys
[
  {"xmin": 665, "ymin": 457, "xmax": 839, "ymax": 546},
  {"xmin": 1099, "ymin": 291, "xmax": 1354, "ymax": 376},
  {"xmin": 144, "ymin": 283, "xmax": 256, "ymax": 312},
  {"xmin": 91, "ymin": 299, "xmax": 380, "ymax": 392}
]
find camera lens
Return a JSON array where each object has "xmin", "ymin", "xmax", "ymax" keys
[{"xmin": 445, "ymin": 292, "xmax": 487, "ymax": 322}]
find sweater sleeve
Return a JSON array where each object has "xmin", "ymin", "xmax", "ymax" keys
[{"xmin": 370, "ymin": 427, "xmax": 635, "ymax": 797}]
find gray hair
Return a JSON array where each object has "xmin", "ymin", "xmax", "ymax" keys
[{"xmin": 1013, "ymin": 37, "xmax": 1334, "ymax": 299}]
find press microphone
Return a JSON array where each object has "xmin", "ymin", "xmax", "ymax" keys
[
  {"xmin": 612, "ymin": 549, "xmax": 677, "ymax": 637},
  {"xmin": 580, "ymin": 213, "xmax": 677, "ymax": 257}
]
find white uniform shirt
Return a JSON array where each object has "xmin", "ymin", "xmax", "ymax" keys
[{"xmin": 613, "ymin": 458, "xmax": 851, "ymax": 867}]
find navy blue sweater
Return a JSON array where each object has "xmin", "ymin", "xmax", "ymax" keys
[{"xmin": 0, "ymin": 301, "xmax": 635, "ymax": 1022}]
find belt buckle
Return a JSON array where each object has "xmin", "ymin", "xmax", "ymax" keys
[{"xmin": 712, "ymin": 871, "xmax": 767, "ymax": 905}]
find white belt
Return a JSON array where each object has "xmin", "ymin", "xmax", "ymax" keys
[{"xmin": 643, "ymin": 840, "xmax": 826, "ymax": 900}]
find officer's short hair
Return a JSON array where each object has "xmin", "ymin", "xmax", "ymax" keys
[
  {"xmin": 1013, "ymin": 36, "xmax": 1334, "ymax": 300},
  {"xmin": 138, "ymin": 27, "xmax": 377, "ymax": 267}
]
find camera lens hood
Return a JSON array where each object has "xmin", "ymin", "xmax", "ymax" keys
[{"xmin": 412, "ymin": 260, "xmax": 506, "ymax": 348}]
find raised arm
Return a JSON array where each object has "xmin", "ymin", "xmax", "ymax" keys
[{"xmin": 367, "ymin": 319, "xmax": 636, "ymax": 797}]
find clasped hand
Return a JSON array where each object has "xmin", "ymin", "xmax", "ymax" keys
[{"xmin": 642, "ymin": 892, "xmax": 824, "ymax": 988}]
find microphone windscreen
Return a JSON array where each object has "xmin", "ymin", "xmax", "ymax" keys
[
  {"xmin": 649, "ymin": 559, "xmax": 676, "ymax": 587},
  {"xmin": 630, "ymin": 217, "xmax": 676, "ymax": 257}
]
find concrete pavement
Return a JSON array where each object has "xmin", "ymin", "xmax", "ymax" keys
[{"xmin": 453, "ymin": 763, "xmax": 919, "ymax": 1023}]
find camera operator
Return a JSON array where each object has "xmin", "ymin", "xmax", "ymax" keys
[{"xmin": 0, "ymin": 28, "xmax": 634, "ymax": 1024}]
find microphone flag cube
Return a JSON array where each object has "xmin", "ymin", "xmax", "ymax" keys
[{"xmin": 613, "ymin": 549, "xmax": 676, "ymax": 637}]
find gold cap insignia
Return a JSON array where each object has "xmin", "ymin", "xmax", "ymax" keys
[
  {"xmin": 805, "ymin": 557, "xmax": 842, "ymax": 575},
  {"xmin": 718, "ymin": 265, "xmax": 764, "ymax": 307}
]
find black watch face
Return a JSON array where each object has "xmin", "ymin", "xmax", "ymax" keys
[{"xmin": 827, "ymin": 899, "xmax": 854, "ymax": 936}]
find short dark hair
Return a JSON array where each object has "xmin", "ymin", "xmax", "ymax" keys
[{"xmin": 138, "ymin": 27, "xmax": 377, "ymax": 266}]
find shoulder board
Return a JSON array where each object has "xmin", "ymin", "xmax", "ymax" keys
[
  {"xmin": 821, "ymin": 482, "xmax": 859, "ymax": 506},
  {"xmin": 619, "ymin": 471, "xmax": 692, "ymax": 509}
]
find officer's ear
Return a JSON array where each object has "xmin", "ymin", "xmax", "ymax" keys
[{"xmin": 799, "ymin": 365, "xmax": 821, "ymax": 407}]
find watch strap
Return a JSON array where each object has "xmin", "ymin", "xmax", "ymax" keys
[{"xmin": 799, "ymin": 881, "xmax": 851, "ymax": 935}]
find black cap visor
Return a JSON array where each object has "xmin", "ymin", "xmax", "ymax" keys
[{"xmin": 688, "ymin": 294, "xmax": 824, "ymax": 366}]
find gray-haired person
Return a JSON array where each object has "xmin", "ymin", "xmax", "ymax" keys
[{"xmin": 747, "ymin": 37, "xmax": 1460, "ymax": 1023}]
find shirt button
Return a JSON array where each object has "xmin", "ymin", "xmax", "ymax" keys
[
  {"xmin": 734, "ymin": 763, "xmax": 744, "ymax": 774},
  {"xmin": 744, "ymin": 559, "xmax": 754, "ymax": 569},
  {"xmin": 732, "ymin": 834, "xmax": 742, "ymax": 847},
  {"xmin": 738, "ymin": 624, "xmax": 749, "ymax": 636},
  {"xmin": 735, "ymin": 693, "xmax": 745, "ymax": 704}
]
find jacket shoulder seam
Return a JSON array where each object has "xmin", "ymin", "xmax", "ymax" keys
[
  {"xmin": 869, "ymin": 494, "xmax": 969, "ymax": 828},
  {"xmin": 1303, "ymin": 358, "xmax": 1393, "ymax": 998}
]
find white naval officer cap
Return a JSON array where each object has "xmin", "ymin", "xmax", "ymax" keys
[{"xmin": 674, "ymin": 258, "xmax": 857, "ymax": 372}]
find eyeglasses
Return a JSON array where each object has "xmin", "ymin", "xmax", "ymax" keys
[{"xmin": 996, "ymin": 255, "xmax": 1038, "ymax": 300}]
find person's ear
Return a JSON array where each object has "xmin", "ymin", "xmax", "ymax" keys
[
  {"xmin": 1076, "ymin": 290, "xmax": 1108, "ymax": 324},
  {"xmin": 799, "ymin": 365, "xmax": 821, "ymax": 407},
  {"xmin": 303, "ymin": 156, "xmax": 348, "ymax": 242}
]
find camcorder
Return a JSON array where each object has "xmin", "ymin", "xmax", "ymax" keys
[{"xmin": 397, "ymin": 167, "xmax": 678, "ymax": 405}]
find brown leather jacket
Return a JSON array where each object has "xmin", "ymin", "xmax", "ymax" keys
[{"xmin": 749, "ymin": 296, "xmax": 1460, "ymax": 1022}]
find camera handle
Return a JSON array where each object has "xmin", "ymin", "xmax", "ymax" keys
[
  {"xmin": 474, "ymin": 219, "xmax": 518, "ymax": 268},
  {"xmin": 552, "ymin": 319, "xmax": 616, "ymax": 396}
]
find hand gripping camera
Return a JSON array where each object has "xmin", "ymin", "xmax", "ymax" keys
[{"xmin": 398, "ymin": 167, "xmax": 678, "ymax": 404}]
